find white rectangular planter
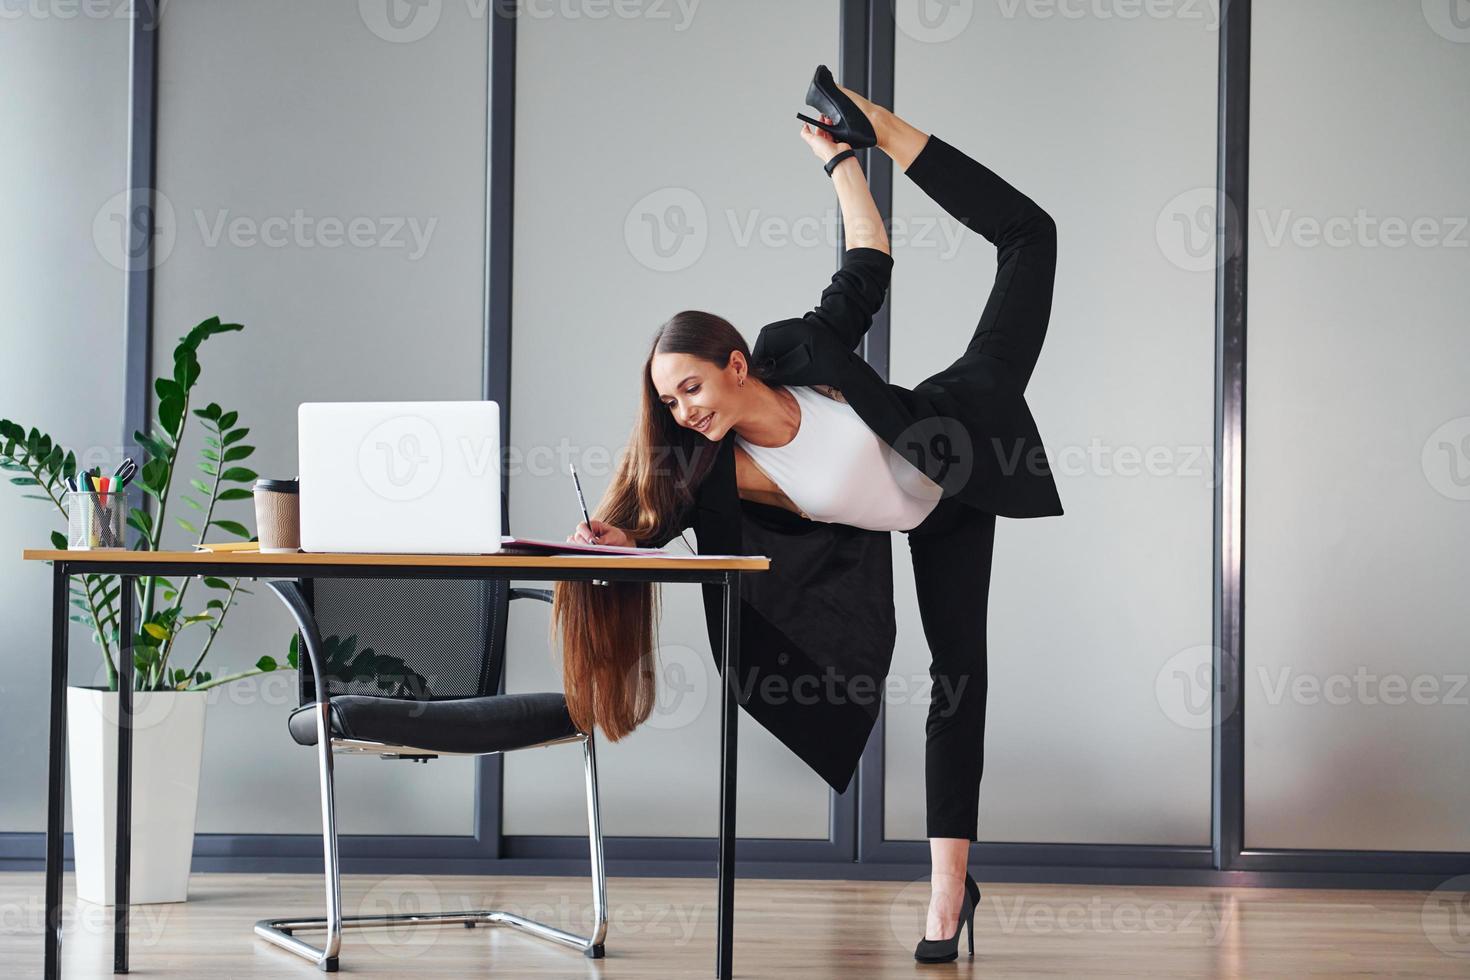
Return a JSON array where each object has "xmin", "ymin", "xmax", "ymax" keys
[{"xmin": 66, "ymin": 687, "xmax": 208, "ymax": 906}]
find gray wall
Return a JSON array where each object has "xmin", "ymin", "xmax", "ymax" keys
[
  {"xmin": 0, "ymin": 8, "xmax": 129, "ymax": 833},
  {"xmin": 2, "ymin": 0, "xmax": 1465, "ymax": 861},
  {"xmin": 883, "ymin": 1, "xmax": 1220, "ymax": 844},
  {"xmin": 1243, "ymin": 0, "xmax": 1470, "ymax": 851},
  {"xmin": 502, "ymin": 0, "xmax": 841, "ymax": 839}
]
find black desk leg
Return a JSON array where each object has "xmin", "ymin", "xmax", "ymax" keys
[
  {"xmin": 715, "ymin": 571, "xmax": 740, "ymax": 980},
  {"xmin": 44, "ymin": 563, "xmax": 68, "ymax": 980},
  {"xmin": 115, "ymin": 574, "xmax": 133, "ymax": 973}
]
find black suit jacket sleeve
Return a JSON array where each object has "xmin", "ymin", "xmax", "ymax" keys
[{"xmin": 802, "ymin": 246, "xmax": 893, "ymax": 352}]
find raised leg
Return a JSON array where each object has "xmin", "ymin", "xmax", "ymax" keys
[
  {"xmin": 44, "ymin": 563, "xmax": 68, "ymax": 980},
  {"xmin": 115, "ymin": 574, "xmax": 134, "ymax": 972}
]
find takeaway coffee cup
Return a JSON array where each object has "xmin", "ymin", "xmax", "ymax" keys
[{"xmin": 254, "ymin": 478, "xmax": 300, "ymax": 552}]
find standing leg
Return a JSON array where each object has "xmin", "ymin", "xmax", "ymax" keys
[
  {"xmin": 115, "ymin": 574, "xmax": 133, "ymax": 972},
  {"xmin": 45, "ymin": 563, "xmax": 68, "ymax": 980},
  {"xmin": 907, "ymin": 502, "xmax": 997, "ymax": 941}
]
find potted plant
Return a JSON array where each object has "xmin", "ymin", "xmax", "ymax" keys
[{"xmin": 1, "ymin": 316, "xmax": 298, "ymax": 905}]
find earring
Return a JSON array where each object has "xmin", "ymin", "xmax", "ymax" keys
[{"xmin": 739, "ymin": 376, "xmax": 745, "ymax": 387}]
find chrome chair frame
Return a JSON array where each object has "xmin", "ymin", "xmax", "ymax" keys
[{"xmin": 254, "ymin": 581, "xmax": 607, "ymax": 973}]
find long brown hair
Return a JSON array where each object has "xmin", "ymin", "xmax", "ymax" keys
[{"xmin": 551, "ymin": 311, "xmax": 770, "ymax": 740}]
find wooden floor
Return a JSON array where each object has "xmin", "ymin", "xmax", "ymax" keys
[{"xmin": 2, "ymin": 872, "xmax": 1466, "ymax": 977}]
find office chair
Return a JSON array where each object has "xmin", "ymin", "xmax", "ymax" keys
[{"xmin": 253, "ymin": 577, "xmax": 606, "ymax": 972}]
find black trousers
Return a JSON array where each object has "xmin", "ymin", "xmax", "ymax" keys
[{"xmin": 901, "ymin": 134, "xmax": 1058, "ymax": 840}]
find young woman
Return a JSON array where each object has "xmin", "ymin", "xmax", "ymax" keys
[{"xmin": 555, "ymin": 66, "xmax": 1062, "ymax": 963}]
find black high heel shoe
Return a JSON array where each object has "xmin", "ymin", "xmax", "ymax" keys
[
  {"xmin": 795, "ymin": 63, "xmax": 877, "ymax": 149},
  {"xmin": 914, "ymin": 873, "xmax": 979, "ymax": 964}
]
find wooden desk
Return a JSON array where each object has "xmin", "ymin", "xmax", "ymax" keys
[{"xmin": 21, "ymin": 548, "xmax": 769, "ymax": 980}]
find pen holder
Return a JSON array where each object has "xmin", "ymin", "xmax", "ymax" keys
[{"xmin": 66, "ymin": 490, "xmax": 127, "ymax": 550}]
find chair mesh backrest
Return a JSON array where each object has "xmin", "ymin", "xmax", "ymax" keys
[{"xmin": 296, "ymin": 577, "xmax": 510, "ymax": 705}]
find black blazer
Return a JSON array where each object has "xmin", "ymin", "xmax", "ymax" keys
[{"xmin": 648, "ymin": 247, "xmax": 1062, "ymax": 793}]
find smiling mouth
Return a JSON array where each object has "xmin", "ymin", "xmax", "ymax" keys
[{"xmin": 693, "ymin": 412, "xmax": 714, "ymax": 432}]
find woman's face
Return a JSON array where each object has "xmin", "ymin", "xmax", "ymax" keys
[{"xmin": 650, "ymin": 350, "xmax": 745, "ymax": 441}]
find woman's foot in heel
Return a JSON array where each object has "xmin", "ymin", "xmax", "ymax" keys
[{"xmin": 914, "ymin": 872, "xmax": 976, "ymax": 964}]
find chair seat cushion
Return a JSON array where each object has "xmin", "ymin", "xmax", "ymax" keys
[{"xmin": 287, "ymin": 693, "xmax": 580, "ymax": 755}]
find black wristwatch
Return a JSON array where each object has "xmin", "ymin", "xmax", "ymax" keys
[{"xmin": 824, "ymin": 148, "xmax": 858, "ymax": 177}]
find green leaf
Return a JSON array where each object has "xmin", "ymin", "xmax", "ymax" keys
[
  {"xmin": 223, "ymin": 445, "xmax": 254, "ymax": 462},
  {"xmin": 201, "ymin": 448, "xmax": 220, "ymax": 462},
  {"xmin": 218, "ymin": 410, "xmax": 239, "ymax": 429},
  {"xmin": 9, "ymin": 476, "xmax": 39, "ymax": 486},
  {"xmin": 175, "ymin": 517, "xmax": 197, "ymax": 533},
  {"xmin": 287, "ymin": 634, "xmax": 299, "ymax": 670},
  {"xmin": 189, "ymin": 478, "xmax": 212, "ymax": 495},
  {"xmin": 49, "ymin": 531, "xmax": 67, "ymax": 550},
  {"xmin": 158, "ymin": 397, "xmax": 184, "ymax": 437},
  {"xmin": 142, "ymin": 622, "xmax": 169, "ymax": 641},
  {"xmin": 181, "ymin": 494, "xmax": 204, "ymax": 511},
  {"xmin": 174, "ymin": 351, "xmax": 201, "ymax": 390},
  {"xmin": 202, "ymin": 577, "xmax": 232, "ymax": 590},
  {"xmin": 199, "ymin": 463, "xmax": 218, "ymax": 477},
  {"xmin": 210, "ymin": 519, "xmax": 251, "ymax": 538},
  {"xmin": 141, "ymin": 457, "xmax": 169, "ymax": 491},
  {"xmin": 217, "ymin": 487, "xmax": 253, "ymax": 501},
  {"xmin": 223, "ymin": 427, "xmax": 250, "ymax": 446},
  {"xmin": 127, "ymin": 507, "xmax": 154, "ymax": 534},
  {"xmin": 256, "ymin": 655, "xmax": 278, "ymax": 672},
  {"xmin": 154, "ymin": 378, "xmax": 184, "ymax": 402},
  {"xmin": 183, "ymin": 613, "xmax": 214, "ymax": 624},
  {"xmin": 206, "ymin": 599, "xmax": 225, "ymax": 610},
  {"xmin": 220, "ymin": 467, "xmax": 257, "ymax": 483}
]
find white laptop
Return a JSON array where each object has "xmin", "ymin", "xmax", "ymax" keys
[{"xmin": 298, "ymin": 401, "xmax": 503, "ymax": 554}]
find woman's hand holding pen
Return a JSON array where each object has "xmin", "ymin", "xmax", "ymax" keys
[{"xmin": 568, "ymin": 519, "xmax": 634, "ymax": 547}]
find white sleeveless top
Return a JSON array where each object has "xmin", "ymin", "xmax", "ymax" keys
[{"xmin": 734, "ymin": 385, "xmax": 943, "ymax": 532}]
